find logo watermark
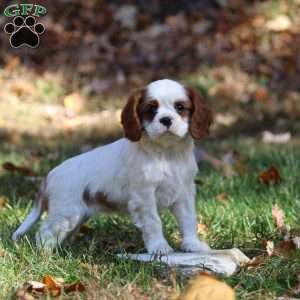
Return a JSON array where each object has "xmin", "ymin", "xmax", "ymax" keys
[{"xmin": 3, "ymin": 4, "xmax": 47, "ymax": 48}]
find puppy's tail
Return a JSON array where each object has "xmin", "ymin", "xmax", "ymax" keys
[{"xmin": 12, "ymin": 178, "xmax": 48, "ymax": 241}]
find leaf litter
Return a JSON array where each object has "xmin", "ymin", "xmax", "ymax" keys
[{"xmin": 15, "ymin": 275, "xmax": 86, "ymax": 299}]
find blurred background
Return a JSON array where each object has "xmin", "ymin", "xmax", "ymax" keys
[{"xmin": 0, "ymin": 0, "xmax": 299, "ymax": 153}]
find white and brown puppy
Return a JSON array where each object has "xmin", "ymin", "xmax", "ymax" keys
[{"xmin": 12, "ymin": 79, "xmax": 212, "ymax": 254}]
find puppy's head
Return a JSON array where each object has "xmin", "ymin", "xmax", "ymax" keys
[{"xmin": 121, "ymin": 79, "xmax": 212, "ymax": 142}]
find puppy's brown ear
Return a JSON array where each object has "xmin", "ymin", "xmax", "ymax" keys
[
  {"xmin": 121, "ymin": 89, "xmax": 144, "ymax": 142},
  {"xmin": 187, "ymin": 87, "xmax": 213, "ymax": 140}
]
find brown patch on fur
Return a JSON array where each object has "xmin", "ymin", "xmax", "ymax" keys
[
  {"xmin": 94, "ymin": 191, "xmax": 119, "ymax": 211},
  {"xmin": 174, "ymin": 100, "xmax": 192, "ymax": 118},
  {"xmin": 139, "ymin": 99, "xmax": 159, "ymax": 122},
  {"xmin": 82, "ymin": 188, "xmax": 93, "ymax": 206},
  {"xmin": 121, "ymin": 88, "xmax": 145, "ymax": 142},
  {"xmin": 186, "ymin": 87, "xmax": 213, "ymax": 140},
  {"xmin": 83, "ymin": 188, "xmax": 119, "ymax": 212}
]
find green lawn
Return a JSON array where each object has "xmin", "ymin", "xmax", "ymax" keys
[{"xmin": 0, "ymin": 139, "xmax": 299, "ymax": 299}]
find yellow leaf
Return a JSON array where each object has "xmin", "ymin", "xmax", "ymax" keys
[
  {"xmin": 176, "ymin": 273, "xmax": 235, "ymax": 300},
  {"xmin": 63, "ymin": 93, "xmax": 84, "ymax": 115}
]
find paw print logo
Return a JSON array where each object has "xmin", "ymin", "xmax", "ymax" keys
[{"xmin": 4, "ymin": 16, "xmax": 45, "ymax": 48}]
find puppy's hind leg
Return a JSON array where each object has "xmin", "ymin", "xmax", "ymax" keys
[{"xmin": 36, "ymin": 209, "xmax": 87, "ymax": 250}]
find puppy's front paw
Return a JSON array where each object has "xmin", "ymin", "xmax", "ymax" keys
[
  {"xmin": 182, "ymin": 239, "xmax": 211, "ymax": 253},
  {"xmin": 147, "ymin": 240, "xmax": 174, "ymax": 255}
]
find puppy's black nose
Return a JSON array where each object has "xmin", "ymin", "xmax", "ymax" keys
[{"xmin": 159, "ymin": 117, "xmax": 172, "ymax": 128}]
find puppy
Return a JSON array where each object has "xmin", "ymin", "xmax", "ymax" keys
[{"xmin": 12, "ymin": 79, "xmax": 212, "ymax": 254}]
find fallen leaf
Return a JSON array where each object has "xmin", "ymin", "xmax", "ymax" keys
[
  {"xmin": 2, "ymin": 162, "xmax": 37, "ymax": 177},
  {"xmin": 64, "ymin": 282, "xmax": 86, "ymax": 293},
  {"xmin": 63, "ymin": 93, "xmax": 85, "ymax": 117},
  {"xmin": 176, "ymin": 273, "xmax": 235, "ymax": 300},
  {"xmin": 262, "ymin": 131, "xmax": 291, "ymax": 144},
  {"xmin": 215, "ymin": 193, "xmax": 228, "ymax": 202},
  {"xmin": 266, "ymin": 15, "xmax": 292, "ymax": 32},
  {"xmin": 254, "ymin": 87, "xmax": 270, "ymax": 102},
  {"xmin": 215, "ymin": 113, "xmax": 237, "ymax": 126},
  {"xmin": 277, "ymin": 240, "xmax": 296, "ymax": 254},
  {"xmin": 0, "ymin": 249, "xmax": 5, "ymax": 257},
  {"xmin": 16, "ymin": 276, "xmax": 86, "ymax": 299},
  {"xmin": 0, "ymin": 196, "xmax": 9, "ymax": 208},
  {"xmin": 272, "ymin": 204, "xmax": 285, "ymax": 231},
  {"xmin": 266, "ymin": 240, "xmax": 274, "ymax": 256},
  {"xmin": 246, "ymin": 255, "xmax": 268, "ymax": 267},
  {"xmin": 258, "ymin": 166, "xmax": 282, "ymax": 185},
  {"xmin": 43, "ymin": 275, "xmax": 61, "ymax": 297},
  {"xmin": 63, "ymin": 93, "xmax": 82, "ymax": 109},
  {"xmin": 27, "ymin": 281, "xmax": 46, "ymax": 293}
]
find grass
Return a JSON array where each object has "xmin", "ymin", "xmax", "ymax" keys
[{"xmin": 0, "ymin": 138, "xmax": 300, "ymax": 299}]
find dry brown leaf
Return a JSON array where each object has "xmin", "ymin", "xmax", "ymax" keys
[
  {"xmin": 16, "ymin": 276, "xmax": 86, "ymax": 299},
  {"xmin": 0, "ymin": 196, "xmax": 9, "ymax": 208},
  {"xmin": 246, "ymin": 255, "xmax": 267, "ymax": 267},
  {"xmin": 176, "ymin": 273, "xmax": 235, "ymax": 300},
  {"xmin": 2, "ymin": 162, "xmax": 37, "ymax": 177},
  {"xmin": 272, "ymin": 204, "xmax": 285, "ymax": 230},
  {"xmin": 276, "ymin": 240, "xmax": 296, "ymax": 256},
  {"xmin": 0, "ymin": 249, "xmax": 5, "ymax": 257},
  {"xmin": 64, "ymin": 282, "xmax": 86, "ymax": 293},
  {"xmin": 215, "ymin": 193, "xmax": 228, "ymax": 202},
  {"xmin": 258, "ymin": 166, "xmax": 282, "ymax": 185},
  {"xmin": 254, "ymin": 87, "xmax": 270, "ymax": 102},
  {"xmin": 42, "ymin": 275, "xmax": 61, "ymax": 297}
]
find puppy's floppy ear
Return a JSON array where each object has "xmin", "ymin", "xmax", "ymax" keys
[
  {"xmin": 121, "ymin": 88, "xmax": 144, "ymax": 142},
  {"xmin": 186, "ymin": 87, "xmax": 213, "ymax": 140}
]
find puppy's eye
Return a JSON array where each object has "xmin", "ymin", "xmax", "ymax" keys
[
  {"xmin": 175, "ymin": 103, "xmax": 185, "ymax": 112},
  {"xmin": 147, "ymin": 105, "xmax": 157, "ymax": 116}
]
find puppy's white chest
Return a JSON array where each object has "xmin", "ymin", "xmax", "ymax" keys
[{"xmin": 154, "ymin": 160, "xmax": 191, "ymax": 209}]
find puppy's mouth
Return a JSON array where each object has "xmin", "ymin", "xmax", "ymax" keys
[{"xmin": 161, "ymin": 128, "xmax": 182, "ymax": 138}]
